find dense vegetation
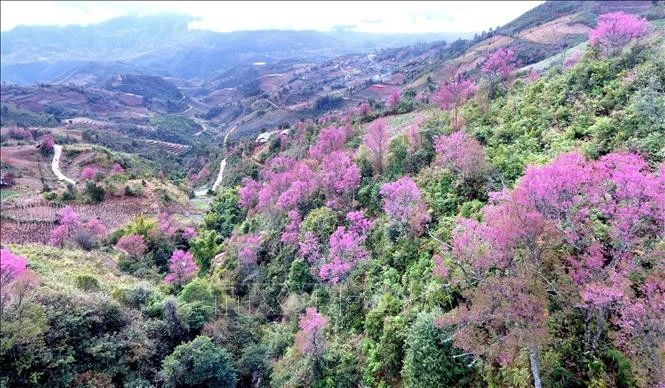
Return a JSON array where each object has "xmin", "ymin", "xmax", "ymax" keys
[{"xmin": 2, "ymin": 10, "xmax": 664, "ymax": 388}]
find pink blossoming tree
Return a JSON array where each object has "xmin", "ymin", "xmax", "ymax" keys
[
  {"xmin": 358, "ymin": 102, "xmax": 371, "ymax": 117},
  {"xmin": 164, "ymin": 250, "xmax": 198, "ymax": 285},
  {"xmin": 238, "ymin": 234, "xmax": 262, "ymax": 266},
  {"xmin": 481, "ymin": 48, "xmax": 518, "ymax": 99},
  {"xmin": 182, "ymin": 227, "xmax": 197, "ymax": 240},
  {"xmin": 0, "ymin": 248, "xmax": 37, "ymax": 309},
  {"xmin": 110, "ymin": 163, "xmax": 125, "ymax": 175},
  {"xmin": 239, "ymin": 177, "xmax": 262, "ymax": 209},
  {"xmin": 380, "ymin": 177, "xmax": 430, "ymax": 236},
  {"xmin": 434, "ymin": 131, "xmax": 489, "ymax": 182},
  {"xmin": 434, "ymin": 74, "xmax": 478, "ymax": 129},
  {"xmin": 40, "ymin": 134, "xmax": 54, "ymax": 154},
  {"xmin": 588, "ymin": 12, "xmax": 648, "ymax": 56},
  {"xmin": 319, "ymin": 211, "xmax": 372, "ymax": 283},
  {"xmin": 386, "ymin": 89, "xmax": 400, "ymax": 111},
  {"xmin": 295, "ymin": 307, "xmax": 328, "ymax": 357},
  {"xmin": 320, "ymin": 151, "xmax": 361, "ymax": 209},
  {"xmin": 0, "ymin": 248, "xmax": 28, "ymax": 286},
  {"xmin": 281, "ymin": 210, "xmax": 302, "ymax": 246},
  {"xmin": 363, "ymin": 118, "xmax": 390, "ymax": 175},
  {"xmin": 435, "ymin": 151, "xmax": 665, "ymax": 387},
  {"xmin": 49, "ymin": 206, "xmax": 81, "ymax": 246},
  {"xmin": 115, "ymin": 234, "xmax": 147, "ymax": 258},
  {"xmin": 310, "ymin": 126, "xmax": 346, "ymax": 161},
  {"xmin": 80, "ymin": 166, "xmax": 99, "ymax": 181}
]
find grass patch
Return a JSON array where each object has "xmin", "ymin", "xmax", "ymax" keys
[{"xmin": 0, "ymin": 189, "xmax": 18, "ymax": 201}]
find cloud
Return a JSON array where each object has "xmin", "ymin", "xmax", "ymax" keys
[{"xmin": 1, "ymin": 1, "xmax": 543, "ymax": 33}]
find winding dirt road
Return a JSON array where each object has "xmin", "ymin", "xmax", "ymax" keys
[
  {"xmin": 193, "ymin": 125, "xmax": 237, "ymax": 197},
  {"xmin": 51, "ymin": 144, "xmax": 77, "ymax": 185}
]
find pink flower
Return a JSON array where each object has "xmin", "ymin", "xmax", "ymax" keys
[
  {"xmin": 164, "ymin": 250, "xmax": 198, "ymax": 285},
  {"xmin": 110, "ymin": 163, "xmax": 125, "ymax": 175},
  {"xmin": 481, "ymin": 48, "xmax": 518, "ymax": 79},
  {"xmin": 380, "ymin": 177, "xmax": 430, "ymax": 235},
  {"xmin": 281, "ymin": 210, "xmax": 301, "ymax": 246},
  {"xmin": 0, "ymin": 248, "xmax": 28, "ymax": 285},
  {"xmin": 115, "ymin": 234, "xmax": 147, "ymax": 257},
  {"xmin": 80, "ymin": 166, "xmax": 99, "ymax": 181},
  {"xmin": 182, "ymin": 227, "xmax": 197, "ymax": 240},
  {"xmin": 589, "ymin": 12, "xmax": 648, "ymax": 56},
  {"xmin": 295, "ymin": 307, "xmax": 328, "ymax": 356},
  {"xmin": 238, "ymin": 234, "xmax": 262, "ymax": 266},
  {"xmin": 434, "ymin": 131, "xmax": 488, "ymax": 179}
]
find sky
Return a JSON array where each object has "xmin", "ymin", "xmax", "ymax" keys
[{"xmin": 1, "ymin": 1, "xmax": 543, "ymax": 34}]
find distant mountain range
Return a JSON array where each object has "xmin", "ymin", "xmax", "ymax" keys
[{"xmin": 0, "ymin": 13, "xmax": 472, "ymax": 84}]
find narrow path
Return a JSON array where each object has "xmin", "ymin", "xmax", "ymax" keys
[
  {"xmin": 264, "ymin": 98, "xmax": 281, "ymax": 109},
  {"xmin": 193, "ymin": 121, "xmax": 207, "ymax": 136},
  {"xmin": 193, "ymin": 125, "xmax": 237, "ymax": 197},
  {"xmin": 211, "ymin": 159, "xmax": 227, "ymax": 192},
  {"xmin": 51, "ymin": 144, "xmax": 77, "ymax": 185}
]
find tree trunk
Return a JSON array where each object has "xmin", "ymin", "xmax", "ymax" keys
[{"xmin": 528, "ymin": 345, "xmax": 543, "ymax": 388}]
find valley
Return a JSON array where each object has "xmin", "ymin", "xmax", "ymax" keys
[{"xmin": 1, "ymin": 1, "xmax": 665, "ymax": 387}]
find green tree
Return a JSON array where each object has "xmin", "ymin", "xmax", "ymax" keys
[
  {"xmin": 161, "ymin": 336, "xmax": 236, "ymax": 387},
  {"xmin": 402, "ymin": 311, "xmax": 476, "ymax": 387}
]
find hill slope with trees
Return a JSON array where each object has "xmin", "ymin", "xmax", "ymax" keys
[{"xmin": 2, "ymin": 4, "xmax": 664, "ymax": 387}]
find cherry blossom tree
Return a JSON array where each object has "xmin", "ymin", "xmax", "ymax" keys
[
  {"xmin": 320, "ymin": 151, "xmax": 361, "ymax": 209},
  {"xmin": 295, "ymin": 307, "xmax": 328, "ymax": 357},
  {"xmin": 158, "ymin": 212, "xmax": 179, "ymax": 237},
  {"xmin": 189, "ymin": 165, "xmax": 210, "ymax": 185},
  {"xmin": 380, "ymin": 177, "xmax": 430, "ymax": 235},
  {"xmin": 358, "ymin": 102, "xmax": 371, "ymax": 117},
  {"xmin": 182, "ymin": 227, "xmax": 197, "ymax": 240},
  {"xmin": 49, "ymin": 206, "xmax": 81, "ymax": 246},
  {"xmin": 319, "ymin": 211, "xmax": 372, "ymax": 283},
  {"xmin": 238, "ymin": 234, "xmax": 262, "ymax": 266},
  {"xmin": 40, "ymin": 134, "xmax": 54, "ymax": 154},
  {"xmin": 239, "ymin": 177, "xmax": 262, "ymax": 209},
  {"xmin": 276, "ymin": 161, "xmax": 318, "ymax": 211},
  {"xmin": 0, "ymin": 248, "xmax": 28, "ymax": 286},
  {"xmin": 84, "ymin": 218, "xmax": 109, "ymax": 239},
  {"xmin": 110, "ymin": 163, "xmax": 125, "ymax": 175},
  {"xmin": 434, "ymin": 74, "xmax": 478, "ymax": 129},
  {"xmin": 165, "ymin": 250, "xmax": 198, "ymax": 285},
  {"xmin": 363, "ymin": 118, "xmax": 390, "ymax": 175},
  {"xmin": 80, "ymin": 166, "xmax": 99, "ymax": 181},
  {"xmin": 310, "ymin": 126, "xmax": 346, "ymax": 161},
  {"xmin": 299, "ymin": 231, "xmax": 322, "ymax": 264},
  {"xmin": 481, "ymin": 48, "xmax": 518, "ymax": 99},
  {"xmin": 386, "ymin": 89, "xmax": 400, "ymax": 111},
  {"xmin": 115, "ymin": 234, "xmax": 147, "ymax": 258},
  {"xmin": 434, "ymin": 131, "xmax": 488, "ymax": 182},
  {"xmin": 240, "ymin": 156, "xmax": 319, "ymax": 218},
  {"xmin": 281, "ymin": 210, "xmax": 302, "ymax": 246},
  {"xmin": 49, "ymin": 207, "xmax": 108, "ymax": 247},
  {"xmin": 435, "ymin": 151, "xmax": 665, "ymax": 387},
  {"xmin": 589, "ymin": 12, "xmax": 648, "ymax": 56},
  {"xmin": 0, "ymin": 248, "xmax": 37, "ymax": 310},
  {"xmin": 482, "ymin": 48, "xmax": 518, "ymax": 79}
]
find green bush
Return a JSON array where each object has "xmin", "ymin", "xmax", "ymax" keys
[
  {"xmin": 161, "ymin": 336, "xmax": 236, "ymax": 387},
  {"xmin": 402, "ymin": 310, "xmax": 477, "ymax": 387},
  {"xmin": 75, "ymin": 274, "xmax": 100, "ymax": 291}
]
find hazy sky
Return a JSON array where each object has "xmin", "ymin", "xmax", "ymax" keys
[{"xmin": 1, "ymin": 1, "xmax": 543, "ymax": 33}]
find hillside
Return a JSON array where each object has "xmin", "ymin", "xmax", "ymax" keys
[{"xmin": 2, "ymin": 2, "xmax": 665, "ymax": 387}]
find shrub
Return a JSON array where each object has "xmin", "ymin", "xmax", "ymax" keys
[{"xmin": 161, "ymin": 336, "xmax": 236, "ymax": 387}]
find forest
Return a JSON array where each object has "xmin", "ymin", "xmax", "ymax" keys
[{"xmin": 1, "ymin": 10, "xmax": 664, "ymax": 388}]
